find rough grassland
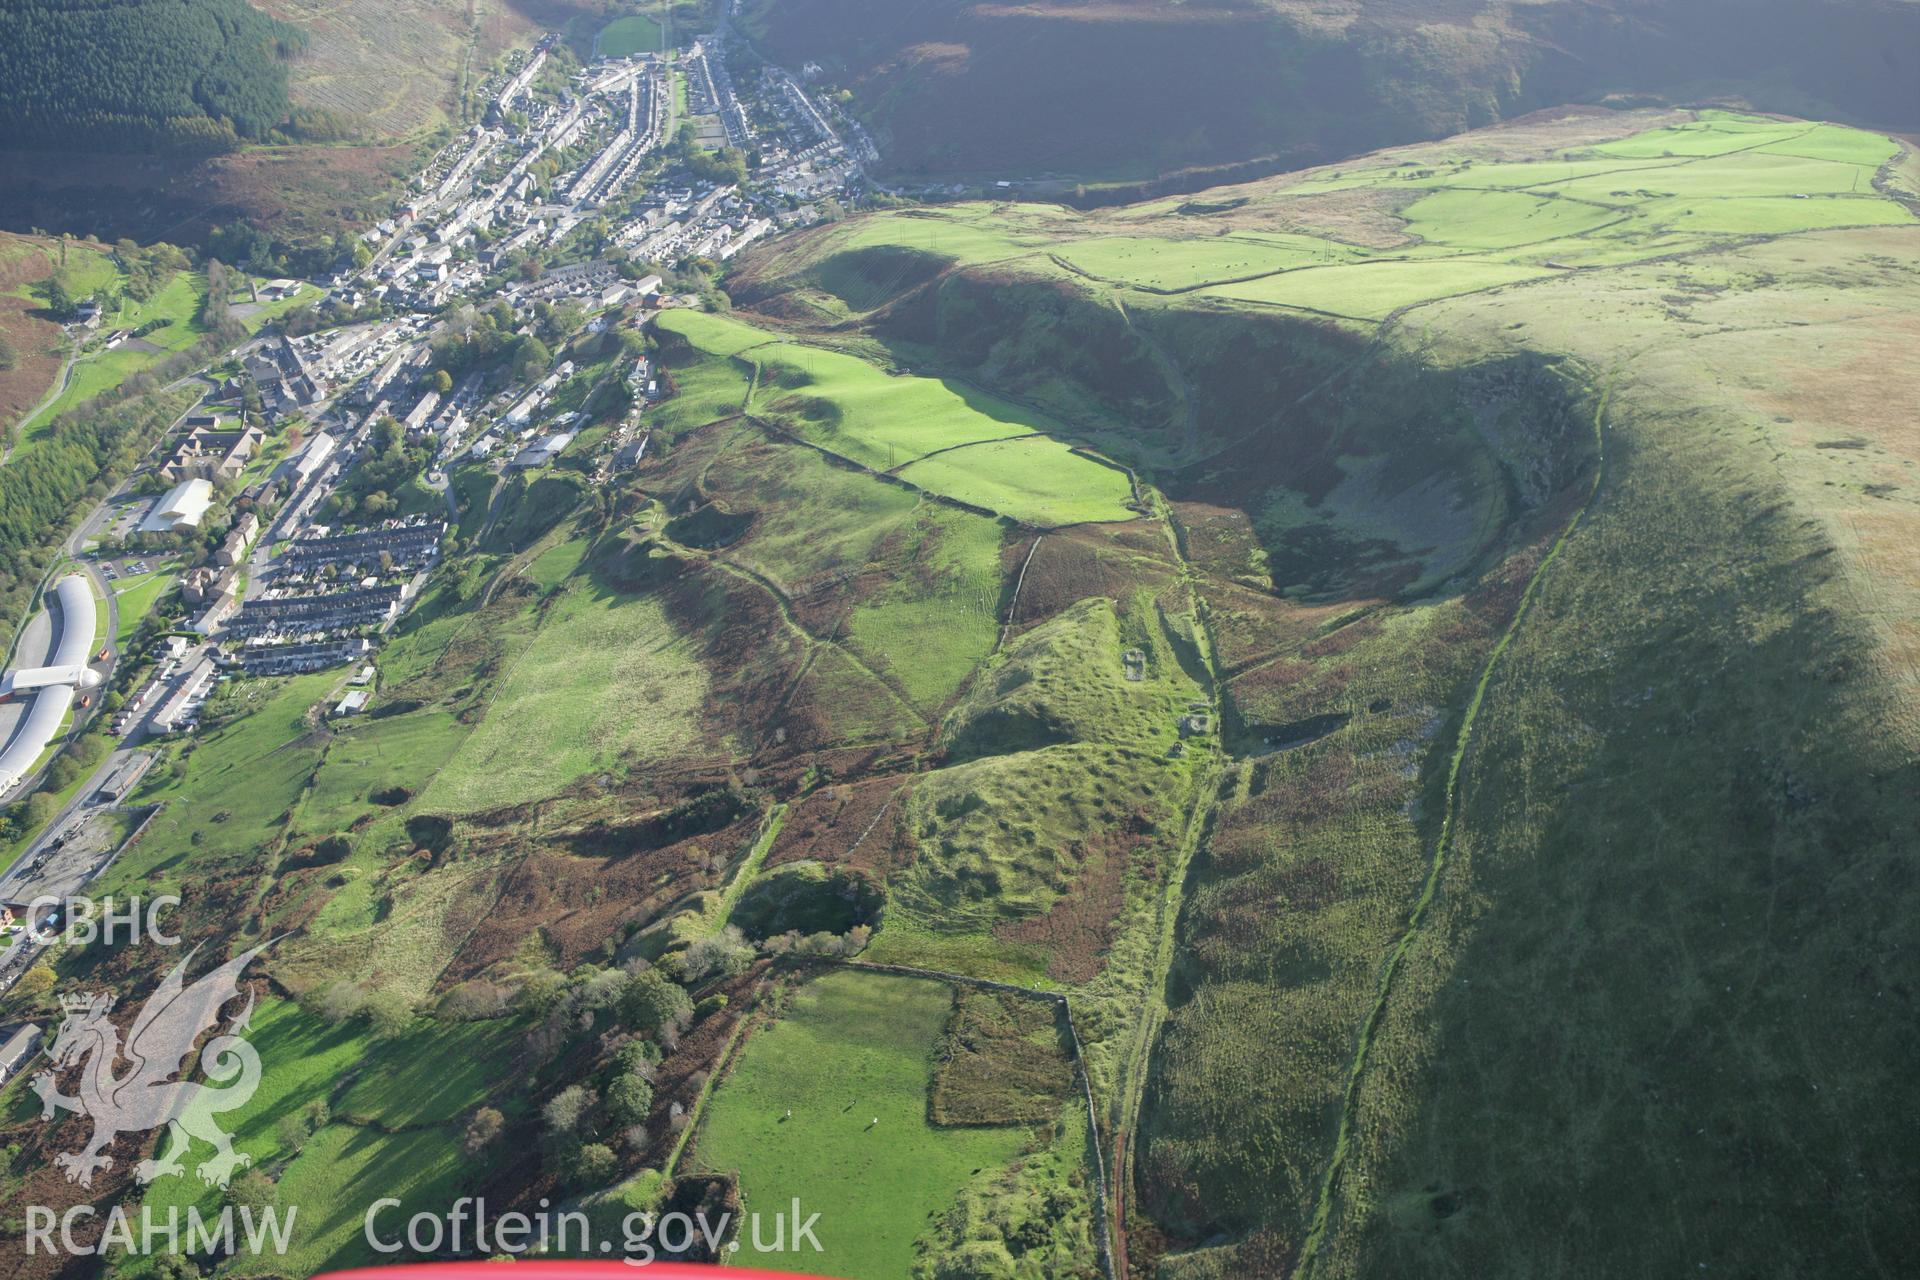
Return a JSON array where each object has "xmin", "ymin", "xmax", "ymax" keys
[
  {"xmin": 1311, "ymin": 278, "xmax": 1920, "ymax": 1279},
  {"xmin": 423, "ymin": 579, "xmax": 707, "ymax": 814},
  {"xmin": 18, "ymin": 104, "xmax": 1918, "ymax": 1280},
  {"xmin": 701, "ymin": 428, "xmax": 923, "ymax": 591},
  {"xmin": 842, "ymin": 505, "xmax": 1004, "ymax": 713},
  {"xmin": 95, "ymin": 673, "xmax": 338, "ymax": 895},
  {"xmin": 293, "ymin": 707, "xmax": 467, "ymax": 838},
  {"xmin": 869, "ymin": 594, "xmax": 1207, "ymax": 991},
  {"xmin": 692, "ymin": 970, "xmax": 1027, "ymax": 1279},
  {"xmin": 263, "ymin": 0, "xmax": 548, "ymax": 139},
  {"xmin": 740, "ymin": 106, "xmax": 1920, "ymax": 1278}
]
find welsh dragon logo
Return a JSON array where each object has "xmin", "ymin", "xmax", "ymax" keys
[{"xmin": 32, "ymin": 943, "xmax": 270, "ymax": 1190}]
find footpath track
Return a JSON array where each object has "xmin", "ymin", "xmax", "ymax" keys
[{"xmin": 1289, "ymin": 374, "xmax": 1612, "ymax": 1279}]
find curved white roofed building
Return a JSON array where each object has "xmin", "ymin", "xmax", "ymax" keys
[
  {"xmin": 48, "ymin": 574, "xmax": 94, "ymax": 668},
  {"xmin": 0, "ymin": 574, "xmax": 99, "ymax": 796}
]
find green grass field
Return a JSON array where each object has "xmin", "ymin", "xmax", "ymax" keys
[
  {"xmin": 1056, "ymin": 232, "xmax": 1355, "ymax": 290},
  {"xmin": 18, "ymin": 103, "xmax": 1918, "ymax": 1280},
  {"xmin": 1204, "ymin": 259, "xmax": 1556, "ymax": 319},
  {"xmin": 109, "ymin": 563, "xmax": 177, "ymax": 649},
  {"xmin": 129, "ymin": 997, "xmax": 479, "ymax": 1280},
  {"xmin": 231, "ymin": 1123, "xmax": 466, "ymax": 1277},
  {"xmin": 750, "ymin": 338, "xmax": 1039, "ymax": 466},
  {"xmin": 655, "ymin": 309, "xmax": 779, "ymax": 357},
  {"xmin": 1401, "ymin": 189, "xmax": 1622, "ymax": 249},
  {"xmin": 1756, "ymin": 121, "xmax": 1904, "ymax": 166},
  {"xmin": 658, "ymin": 308, "xmax": 1136, "ymax": 525},
  {"xmin": 825, "ymin": 209, "xmax": 1051, "ymax": 268},
  {"xmin": 133, "ymin": 1008, "xmax": 492, "ymax": 1280},
  {"xmin": 1586, "ymin": 112, "xmax": 1810, "ymax": 158},
  {"xmin": 893, "ymin": 437, "xmax": 1136, "ymax": 527},
  {"xmin": 335, "ymin": 1016, "xmax": 525, "ymax": 1128},
  {"xmin": 780, "ymin": 108, "xmax": 1912, "ymax": 331},
  {"xmin": 648, "ymin": 355, "xmax": 754, "ymax": 437},
  {"xmin": 95, "ymin": 673, "xmax": 338, "ymax": 894},
  {"xmin": 598, "ymin": 13, "xmax": 664, "ymax": 55},
  {"xmin": 693, "ymin": 970, "xmax": 1027, "ymax": 1278},
  {"xmin": 521, "ymin": 534, "xmax": 589, "ymax": 592}
]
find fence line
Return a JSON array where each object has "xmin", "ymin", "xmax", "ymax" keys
[{"xmin": 836, "ymin": 958, "xmax": 1117, "ymax": 1278}]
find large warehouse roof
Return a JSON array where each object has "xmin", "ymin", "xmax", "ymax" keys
[{"xmin": 139, "ymin": 477, "xmax": 214, "ymax": 535}]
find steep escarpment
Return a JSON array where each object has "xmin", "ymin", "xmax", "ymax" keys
[
  {"xmin": 735, "ymin": 236, "xmax": 1594, "ymax": 677},
  {"xmin": 743, "ymin": 0, "xmax": 1920, "ymax": 187},
  {"xmin": 718, "ymin": 109, "xmax": 1920, "ymax": 1273}
]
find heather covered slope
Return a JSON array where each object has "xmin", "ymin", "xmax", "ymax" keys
[{"xmin": 742, "ymin": 0, "xmax": 1920, "ymax": 188}]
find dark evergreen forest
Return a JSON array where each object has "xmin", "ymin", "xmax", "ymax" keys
[{"xmin": 0, "ymin": 0, "xmax": 306, "ymax": 153}]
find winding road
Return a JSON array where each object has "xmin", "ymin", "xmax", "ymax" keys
[{"xmin": 2, "ymin": 348, "xmax": 80, "ymax": 466}]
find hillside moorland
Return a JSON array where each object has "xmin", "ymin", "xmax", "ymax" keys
[{"xmin": 2, "ymin": 103, "xmax": 1918, "ymax": 1280}]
